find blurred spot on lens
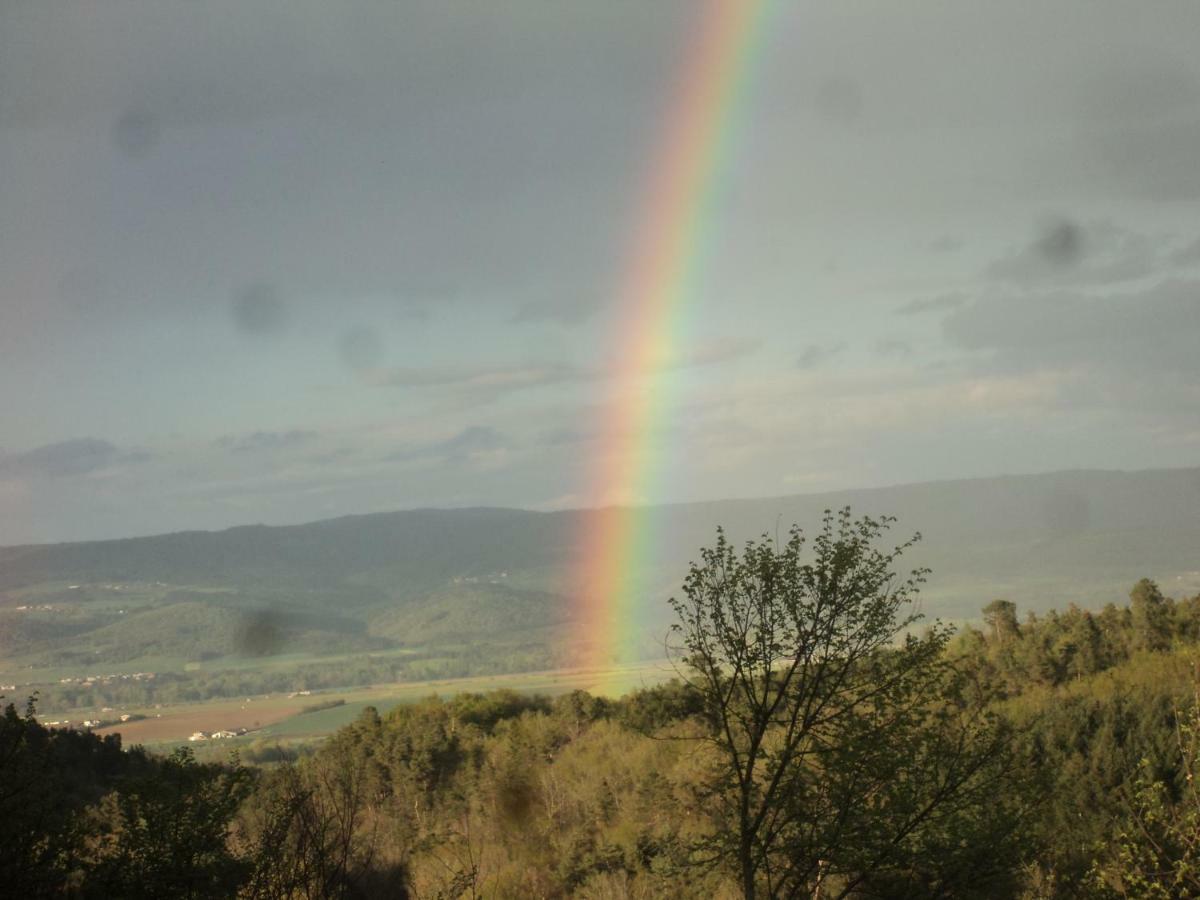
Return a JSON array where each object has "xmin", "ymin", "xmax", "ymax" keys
[
  {"xmin": 1034, "ymin": 217, "xmax": 1085, "ymax": 267},
  {"xmin": 1042, "ymin": 489, "xmax": 1091, "ymax": 536},
  {"xmin": 113, "ymin": 108, "xmax": 160, "ymax": 158},
  {"xmin": 237, "ymin": 609, "xmax": 284, "ymax": 657},
  {"xmin": 231, "ymin": 283, "xmax": 288, "ymax": 336},
  {"xmin": 339, "ymin": 326, "xmax": 385, "ymax": 372}
]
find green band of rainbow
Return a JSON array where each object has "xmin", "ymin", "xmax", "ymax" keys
[{"xmin": 573, "ymin": 0, "xmax": 776, "ymax": 685}]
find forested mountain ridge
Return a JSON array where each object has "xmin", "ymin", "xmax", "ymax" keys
[
  {"xmin": 4, "ymin": 465, "xmax": 1197, "ymax": 595},
  {"xmin": 3, "ymin": 466, "xmax": 1199, "ymax": 681}
]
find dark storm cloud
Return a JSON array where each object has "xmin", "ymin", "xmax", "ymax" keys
[
  {"xmin": 0, "ymin": 0, "xmax": 671, "ymax": 338},
  {"xmin": 0, "ymin": 2, "xmax": 355, "ymax": 129},
  {"xmin": 943, "ymin": 279, "xmax": 1200, "ymax": 377},
  {"xmin": 2, "ymin": 1, "xmax": 682, "ymax": 129},
  {"xmin": 216, "ymin": 430, "xmax": 318, "ymax": 454},
  {"xmin": 0, "ymin": 439, "xmax": 148, "ymax": 480}
]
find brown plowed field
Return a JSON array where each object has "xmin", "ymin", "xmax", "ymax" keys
[{"xmin": 93, "ymin": 698, "xmax": 298, "ymax": 744}]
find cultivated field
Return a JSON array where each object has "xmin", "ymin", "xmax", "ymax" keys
[
  {"xmin": 92, "ymin": 660, "xmax": 676, "ymax": 748},
  {"xmin": 92, "ymin": 697, "xmax": 301, "ymax": 744}
]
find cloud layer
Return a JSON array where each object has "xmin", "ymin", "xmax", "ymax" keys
[{"xmin": 1, "ymin": 1, "xmax": 1199, "ymax": 542}]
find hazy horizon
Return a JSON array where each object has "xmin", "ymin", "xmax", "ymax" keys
[{"xmin": 4, "ymin": 0, "xmax": 1199, "ymax": 544}]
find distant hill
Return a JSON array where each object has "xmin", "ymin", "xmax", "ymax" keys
[{"xmin": 2, "ymin": 467, "xmax": 1198, "ymax": 675}]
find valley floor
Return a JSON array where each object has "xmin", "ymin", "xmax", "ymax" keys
[{"xmin": 86, "ymin": 659, "xmax": 675, "ymax": 748}]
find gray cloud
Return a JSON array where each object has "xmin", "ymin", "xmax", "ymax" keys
[
  {"xmin": 895, "ymin": 292, "xmax": 967, "ymax": 316},
  {"xmin": 1077, "ymin": 58, "xmax": 1200, "ymax": 126},
  {"xmin": 875, "ymin": 338, "xmax": 912, "ymax": 357},
  {"xmin": 985, "ymin": 217, "xmax": 1159, "ymax": 287},
  {"xmin": 387, "ymin": 426, "xmax": 508, "ymax": 465},
  {"xmin": 927, "ymin": 235, "xmax": 963, "ymax": 254},
  {"xmin": 1171, "ymin": 238, "xmax": 1200, "ymax": 268},
  {"xmin": 378, "ymin": 362, "xmax": 585, "ymax": 395},
  {"xmin": 510, "ymin": 292, "xmax": 604, "ymax": 326},
  {"xmin": 375, "ymin": 338, "xmax": 756, "ymax": 403},
  {"xmin": 1089, "ymin": 119, "xmax": 1200, "ymax": 202},
  {"xmin": 797, "ymin": 343, "xmax": 846, "ymax": 370},
  {"xmin": 0, "ymin": 1, "xmax": 659, "ymax": 346},
  {"xmin": 3, "ymin": 1, "xmax": 1200, "ymax": 542},
  {"xmin": 813, "ymin": 77, "xmax": 864, "ymax": 125},
  {"xmin": 307, "ymin": 447, "xmax": 356, "ymax": 467},
  {"xmin": 111, "ymin": 107, "xmax": 161, "ymax": 158},
  {"xmin": 1045, "ymin": 55, "xmax": 1200, "ymax": 202},
  {"xmin": 217, "ymin": 430, "xmax": 318, "ymax": 453},
  {"xmin": 338, "ymin": 327, "xmax": 386, "ymax": 372},
  {"xmin": 673, "ymin": 336, "xmax": 762, "ymax": 368},
  {"xmin": 944, "ymin": 278, "xmax": 1200, "ymax": 380},
  {"xmin": 538, "ymin": 426, "xmax": 589, "ymax": 449},
  {"xmin": 0, "ymin": 439, "xmax": 147, "ymax": 480}
]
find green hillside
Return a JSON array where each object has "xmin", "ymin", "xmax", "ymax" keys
[{"xmin": 2, "ymin": 467, "xmax": 1198, "ymax": 708}]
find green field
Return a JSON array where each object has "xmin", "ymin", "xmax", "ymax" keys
[
  {"xmin": 261, "ymin": 662, "xmax": 676, "ymax": 736},
  {"xmin": 103, "ymin": 660, "xmax": 677, "ymax": 752}
]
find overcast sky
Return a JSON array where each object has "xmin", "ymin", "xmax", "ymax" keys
[{"xmin": 2, "ymin": 0, "xmax": 1199, "ymax": 544}]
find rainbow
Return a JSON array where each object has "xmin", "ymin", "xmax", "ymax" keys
[{"xmin": 573, "ymin": 0, "xmax": 776, "ymax": 684}]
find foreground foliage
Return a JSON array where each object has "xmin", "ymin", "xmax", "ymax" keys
[{"xmin": 670, "ymin": 512, "xmax": 1025, "ymax": 898}]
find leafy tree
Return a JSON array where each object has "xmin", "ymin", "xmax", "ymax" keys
[
  {"xmin": 79, "ymin": 746, "xmax": 252, "ymax": 899},
  {"xmin": 1131, "ymin": 579, "xmax": 1172, "ymax": 653},
  {"xmin": 238, "ymin": 750, "xmax": 407, "ymax": 900},
  {"xmin": 0, "ymin": 697, "xmax": 79, "ymax": 894},
  {"xmin": 1089, "ymin": 690, "xmax": 1200, "ymax": 898},
  {"xmin": 0, "ymin": 697, "xmax": 143, "ymax": 896},
  {"xmin": 983, "ymin": 600, "xmax": 1020, "ymax": 644},
  {"xmin": 1058, "ymin": 606, "xmax": 1104, "ymax": 680},
  {"xmin": 669, "ymin": 509, "xmax": 1022, "ymax": 899}
]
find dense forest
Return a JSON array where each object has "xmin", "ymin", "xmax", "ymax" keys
[{"xmin": 5, "ymin": 513, "xmax": 1200, "ymax": 898}]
